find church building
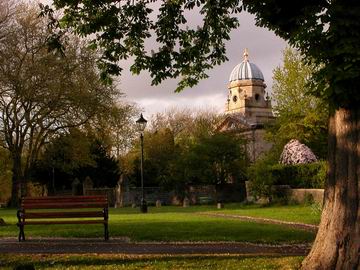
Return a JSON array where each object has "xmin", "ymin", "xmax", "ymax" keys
[{"xmin": 216, "ymin": 49, "xmax": 274, "ymax": 162}]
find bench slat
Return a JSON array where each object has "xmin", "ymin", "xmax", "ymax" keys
[
  {"xmin": 18, "ymin": 220, "xmax": 107, "ymax": 225},
  {"xmin": 23, "ymin": 211, "xmax": 104, "ymax": 219},
  {"xmin": 22, "ymin": 202, "xmax": 108, "ymax": 209},
  {"xmin": 23, "ymin": 197, "xmax": 107, "ymax": 202},
  {"xmin": 22, "ymin": 200, "xmax": 108, "ymax": 206},
  {"xmin": 22, "ymin": 196, "xmax": 107, "ymax": 201},
  {"xmin": 22, "ymin": 196, "xmax": 107, "ymax": 200}
]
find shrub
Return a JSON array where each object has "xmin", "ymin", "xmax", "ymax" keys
[
  {"xmin": 247, "ymin": 160, "xmax": 327, "ymax": 204},
  {"xmin": 247, "ymin": 158, "xmax": 274, "ymax": 201},
  {"xmin": 269, "ymin": 161, "xmax": 327, "ymax": 188},
  {"xmin": 270, "ymin": 185, "xmax": 290, "ymax": 205}
]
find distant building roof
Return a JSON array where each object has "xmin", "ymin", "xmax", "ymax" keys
[{"xmin": 215, "ymin": 113, "xmax": 263, "ymax": 133}]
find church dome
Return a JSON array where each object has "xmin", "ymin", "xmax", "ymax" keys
[{"xmin": 229, "ymin": 49, "xmax": 264, "ymax": 82}]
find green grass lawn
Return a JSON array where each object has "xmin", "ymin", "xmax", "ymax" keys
[
  {"xmin": 0, "ymin": 204, "xmax": 317, "ymax": 243},
  {"xmin": 0, "ymin": 254, "xmax": 304, "ymax": 270}
]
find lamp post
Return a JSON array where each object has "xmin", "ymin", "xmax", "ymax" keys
[{"xmin": 136, "ymin": 113, "xmax": 148, "ymax": 213}]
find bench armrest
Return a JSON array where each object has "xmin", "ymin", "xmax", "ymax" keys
[
  {"xmin": 17, "ymin": 209, "xmax": 24, "ymax": 224},
  {"xmin": 103, "ymin": 207, "xmax": 109, "ymax": 221}
]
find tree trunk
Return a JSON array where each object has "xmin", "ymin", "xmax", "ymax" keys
[
  {"xmin": 9, "ymin": 152, "xmax": 25, "ymax": 207},
  {"xmin": 301, "ymin": 107, "xmax": 359, "ymax": 270}
]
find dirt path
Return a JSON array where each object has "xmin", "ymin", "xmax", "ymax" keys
[
  {"xmin": 0, "ymin": 238, "xmax": 310, "ymax": 256},
  {"xmin": 197, "ymin": 212, "xmax": 318, "ymax": 232}
]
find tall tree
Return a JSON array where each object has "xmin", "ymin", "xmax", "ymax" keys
[
  {"xmin": 83, "ymin": 101, "xmax": 140, "ymax": 158},
  {"xmin": 0, "ymin": 0, "xmax": 15, "ymax": 41},
  {"xmin": 0, "ymin": 3, "xmax": 119, "ymax": 205},
  {"xmin": 187, "ymin": 132, "xmax": 247, "ymax": 187},
  {"xmin": 150, "ymin": 107, "xmax": 222, "ymax": 142},
  {"xmin": 0, "ymin": 148, "xmax": 12, "ymax": 203},
  {"xmin": 31, "ymin": 128, "xmax": 94, "ymax": 192},
  {"xmin": 151, "ymin": 107, "xmax": 194, "ymax": 137},
  {"xmin": 50, "ymin": 0, "xmax": 360, "ymax": 268},
  {"xmin": 33, "ymin": 129, "xmax": 121, "ymax": 191},
  {"xmin": 269, "ymin": 47, "xmax": 328, "ymax": 158}
]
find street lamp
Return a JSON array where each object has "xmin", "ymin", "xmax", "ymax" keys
[{"xmin": 136, "ymin": 113, "xmax": 148, "ymax": 213}]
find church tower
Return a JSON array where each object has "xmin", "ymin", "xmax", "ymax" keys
[
  {"xmin": 217, "ymin": 49, "xmax": 274, "ymax": 162},
  {"xmin": 225, "ymin": 49, "xmax": 273, "ymax": 125}
]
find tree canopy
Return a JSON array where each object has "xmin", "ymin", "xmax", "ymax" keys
[
  {"xmin": 242, "ymin": 0, "xmax": 360, "ymax": 109},
  {"xmin": 268, "ymin": 47, "xmax": 328, "ymax": 159},
  {"xmin": 43, "ymin": 0, "xmax": 241, "ymax": 91},
  {"xmin": 46, "ymin": 0, "xmax": 360, "ymax": 109},
  {"xmin": 0, "ymin": 0, "xmax": 15, "ymax": 41}
]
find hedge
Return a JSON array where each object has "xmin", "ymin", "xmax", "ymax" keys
[{"xmin": 269, "ymin": 161, "xmax": 327, "ymax": 189}]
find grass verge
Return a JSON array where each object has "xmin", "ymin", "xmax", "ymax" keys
[{"xmin": 0, "ymin": 254, "xmax": 304, "ymax": 270}]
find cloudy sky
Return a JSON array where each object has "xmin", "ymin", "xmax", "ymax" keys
[{"xmin": 118, "ymin": 11, "xmax": 288, "ymax": 118}]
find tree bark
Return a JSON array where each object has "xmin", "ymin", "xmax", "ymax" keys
[{"xmin": 301, "ymin": 107, "xmax": 360, "ymax": 270}]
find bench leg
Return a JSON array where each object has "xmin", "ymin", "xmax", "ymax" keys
[
  {"xmin": 18, "ymin": 224, "xmax": 25, "ymax": 242},
  {"xmin": 17, "ymin": 210, "xmax": 25, "ymax": 242},
  {"xmin": 104, "ymin": 223, "xmax": 109, "ymax": 241},
  {"xmin": 103, "ymin": 207, "xmax": 109, "ymax": 241}
]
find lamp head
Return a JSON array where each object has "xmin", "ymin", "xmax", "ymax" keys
[{"xmin": 136, "ymin": 113, "xmax": 147, "ymax": 132}]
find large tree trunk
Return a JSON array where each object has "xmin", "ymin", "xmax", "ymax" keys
[{"xmin": 301, "ymin": 107, "xmax": 359, "ymax": 270}]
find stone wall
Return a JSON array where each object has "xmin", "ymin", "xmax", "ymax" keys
[
  {"xmin": 242, "ymin": 129, "xmax": 273, "ymax": 162},
  {"xmin": 123, "ymin": 187, "xmax": 174, "ymax": 206},
  {"xmin": 289, "ymin": 188, "xmax": 324, "ymax": 204},
  {"xmin": 245, "ymin": 181, "xmax": 324, "ymax": 204},
  {"xmin": 122, "ymin": 186, "xmax": 216, "ymax": 206},
  {"xmin": 85, "ymin": 184, "xmax": 245, "ymax": 207},
  {"xmin": 187, "ymin": 185, "xmax": 216, "ymax": 204}
]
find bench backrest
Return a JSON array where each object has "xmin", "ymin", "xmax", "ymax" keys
[{"xmin": 21, "ymin": 195, "xmax": 108, "ymax": 210}]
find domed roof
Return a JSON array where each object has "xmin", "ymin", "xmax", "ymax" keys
[{"xmin": 229, "ymin": 49, "xmax": 264, "ymax": 82}]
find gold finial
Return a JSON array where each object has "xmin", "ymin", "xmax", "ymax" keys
[{"xmin": 243, "ymin": 48, "xmax": 249, "ymax": 61}]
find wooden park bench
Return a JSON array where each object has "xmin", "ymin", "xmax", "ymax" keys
[{"xmin": 17, "ymin": 195, "xmax": 109, "ymax": 242}]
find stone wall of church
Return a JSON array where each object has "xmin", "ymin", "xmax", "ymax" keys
[{"xmin": 242, "ymin": 129, "xmax": 273, "ymax": 162}]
